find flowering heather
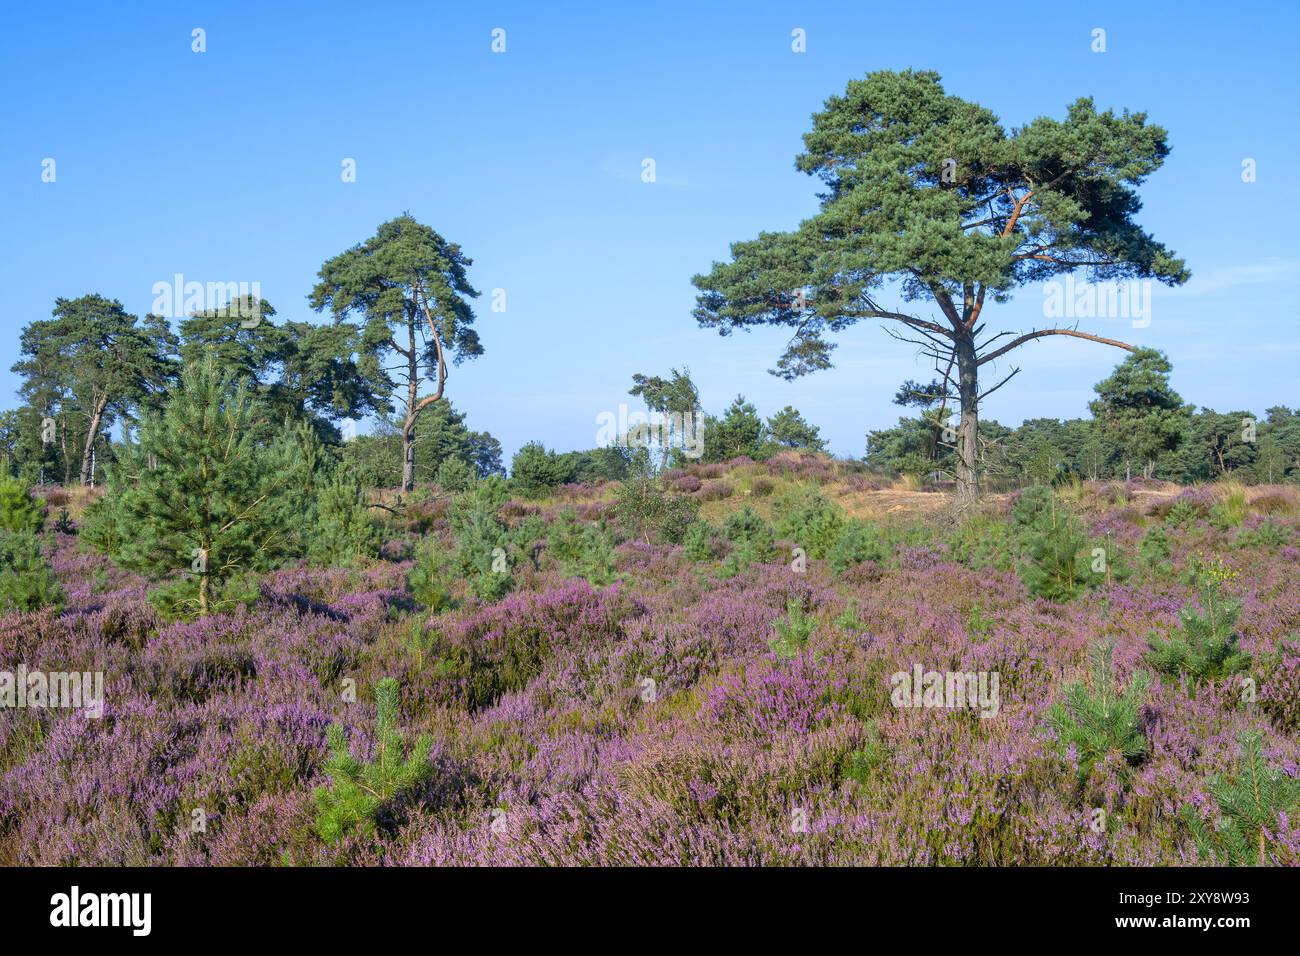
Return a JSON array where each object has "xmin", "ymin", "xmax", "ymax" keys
[{"xmin": 2, "ymin": 480, "xmax": 1298, "ymax": 867}]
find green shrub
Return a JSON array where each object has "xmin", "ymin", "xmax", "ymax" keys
[
  {"xmin": 406, "ymin": 539, "xmax": 456, "ymax": 613},
  {"xmin": 434, "ymin": 456, "xmax": 477, "ymax": 494},
  {"xmin": 718, "ymin": 505, "xmax": 775, "ymax": 575},
  {"xmin": 1046, "ymin": 641, "xmax": 1150, "ymax": 780},
  {"xmin": 308, "ymin": 468, "xmax": 381, "ymax": 568},
  {"xmin": 771, "ymin": 484, "xmax": 843, "ymax": 558},
  {"xmin": 1084, "ymin": 533, "xmax": 1131, "ymax": 587},
  {"xmin": 769, "ymin": 600, "xmax": 816, "ymax": 661},
  {"xmin": 509, "ymin": 442, "xmax": 573, "ymax": 498},
  {"xmin": 834, "ymin": 599, "xmax": 865, "ymax": 635},
  {"xmin": 1146, "ymin": 563, "xmax": 1248, "ymax": 687},
  {"xmin": 1234, "ymin": 519, "xmax": 1292, "ymax": 550},
  {"xmin": 0, "ymin": 530, "xmax": 64, "ymax": 613},
  {"xmin": 1164, "ymin": 499, "xmax": 1199, "ymax": 529},
  {"xmin": 827, "ymin": 520, "xmax": 887, "ymax": 573},
  {"xmin": 0, "ymin": 478, "xmax": 44, "ymax": 534},
  {"xmin": 1181, "ymin": 731, "xmax": 1300, "ymax": 866},
  {"xmin": 454, "ymin": 508, "xmax": 514, "ymax": 603},
  {"xmin": 1013, "ymin": 486, "xmax": 1089, "ymax": 601},
  {"xmin": 547, "ymin": 510, "xmax": 617, "ymax": 586},
  {"xmin": 946, "ymin": 512, "xmax": 1015, "ymax": 572},
  {"xmin": 1210, "ymin": 482, "xmax": 1250, "ymax": 529},
  {"xmin": 147, "ymin": 571, "xmax": 259, "ymax": 621},
  {"xmin": 682, "ymin": 519, "xmax": 720, "ymax": 563},
  {"xmin": 841, "ymin": 723, "xmax": 884, "ymax": 786},
  {"xmin": 1138, "ymin": 525, "xmax": 1173, "ymax": 576},
  {"xmin": 313, "ymin": 678, "xmax": 434, "ymax": 844},
  {"xmin": 614, "ymin": 472, "xmax": 698, "ymax": 544}
]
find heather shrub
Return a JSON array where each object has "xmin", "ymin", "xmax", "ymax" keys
[
  {"xmin": 1146, "ymin": 563, "xmax": 1248, "ymax": 687},
  {"xmin": 670, "ymin": 473, "xmax": 702, "ymax": 494},
  {"xmin": 826, "ymin": 520, "xmax": 887, "ymax": 573},
  {"xmin": 440, "ymin": 581, "xmax": 638, "ymax": 708},
  {"xmin": 1181, "ymin": 731, "xmax": 1300, "ymax": 866},
  {"xmin": 770, "ymin": 484, "xmax": 843, "ymax": 559},
  {"xmin": 697, "ymin": 480, "xmax": 734, "ymax": 502},
  {"xmin": 313, "ymin": 678, "xmax": 434, "ymax": 844},
  {"xmin": 1046, "ymin": 641, "xmax": 1150, "ymax": 781},
  {"xmin": 1258, "ymin": 639, "xmax": 1300, "ymax": 733},
  {"xmin": 0, "ymin": 478, "xmax": 44, "ymax": 533},
  {"xmin": 0, "ymin": 530, "xmax": 64, "ymax": 612},
  {"xmin": 749, "ymin": 476, "xmax": 775, "ymax": 497}
]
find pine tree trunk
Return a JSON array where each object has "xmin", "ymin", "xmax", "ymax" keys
[
  {"xmin": 401, "ymin": 313, "xmax": 419, "ymax": 494},
  {"xmin": 955, "ymin": 336, "xmax": 979, "ymax": 500},
  {"xmin": 401, "ymin": 415, "xmax": 417, "ymax": 493},
  {"xmin": 198, "ymin": 574, "xmax": 210, "ymax": 617},
  {"xmin": 79, "ymin": 393, "xmax": 108, "ymax": 486}
]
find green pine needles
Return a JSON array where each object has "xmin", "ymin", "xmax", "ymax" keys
[
  {"xmin": 1146, "ymin": 562, "xmax": 1249, "ymax": 687},
  {"xmin": 1181, "ymin": 731, "xmax": 1300, "ymax": 866},
  {"xmin": 0, "ymin": 477, "xmax": 44, "ymax": 533},
  {"xmin": 770, "ymin": 600, "xmax": 817, "ymax": 661},
  {"xmin": 308, "ymin": 467, "xmax": 382, "ymax": 568},
  {"xmin": 0, "ymin": 530, "xmax": 64, "ymax": 613},
  {"xmin": 1047, "ymin": 641, "xmax": 1151, "ymax": 780},
  {"xmin": 314, "ymin": 678, "xmax": 434, "ymax": 844},
  {"xmin": 1013, "ymin": 486, "xmax": 1089, "ymax": 601},
  {"xmin": 547, "ymin": 509, "xmax": 617, "ymax": 587}
]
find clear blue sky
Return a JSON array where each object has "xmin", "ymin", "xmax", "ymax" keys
[{"xmin": 2, "ymin": 1, "xmax": 1297, "ymax": 461}]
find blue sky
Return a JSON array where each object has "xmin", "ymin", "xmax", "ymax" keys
[{"xmin": 1, "ymin": 1, "xmax": 1297, "ymax": 462}]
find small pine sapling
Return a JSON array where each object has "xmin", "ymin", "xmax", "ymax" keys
[
  {"xmin": 0, "ymin": 530, "xmax": 64, "ymax": 613},
  {"xmin": 1047, "ymin": 641, "xmax": 1151, "ymax": 781},
  {"xmin": 1181, "ymin": 731, "xmax": 1300, "ymax": 866},
  {"xmin": 1013, "ymin": 486, "xmax": 1089, "ymax": 601},
  {"xmin": 1146, "ymin": 561, "xmax": 1248, "ymax": 687},
  {"xmin": 770, "ymin": 600, "xmax": 817, "ymax": 661},
  {"xmin": 314, "ymin": 678, "xmax": 434, "ymax": 844}
]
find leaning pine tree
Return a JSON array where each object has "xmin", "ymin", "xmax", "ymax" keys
[
  {"xmin": 310, "ymin": 215, "xmax": 482, "ymax": 493},
  {"xmin": 84, "ymin": 357, "xmax": 296, "ymax": 616},
  {"xmin": 692, "ymin": 69, "xmax": 1188, "ymax": 498}
]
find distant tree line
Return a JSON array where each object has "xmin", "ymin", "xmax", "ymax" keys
[
  {"xmin": 866, "ymin": 349, "xmax": 1300, "ymax": 487},
  {"xmin": 3, "ymin": 216, "xmax": 498, "ymax": 491}
]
